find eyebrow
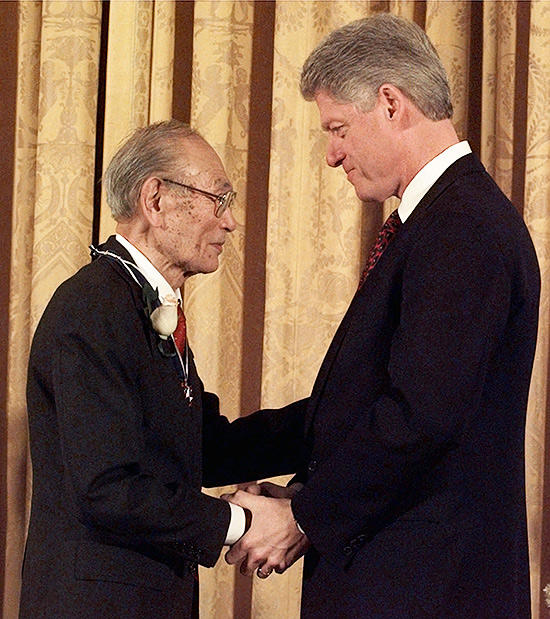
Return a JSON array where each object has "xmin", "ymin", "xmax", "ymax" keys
[
  {"xmin": 321, "ymin": 120, "xmax": 345, "ymax": 132},
  {"xmin": 198, "ymin": 173, "xmax": 232, "ymax": 193}
]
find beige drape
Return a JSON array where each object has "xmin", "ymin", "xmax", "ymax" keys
[
  {"xmin": 6, "ymin": 2, "xmax": 102, "ymax": 616},
  {"xmin": 3, "ymin": 1, "xmax": 549, "ymax": 617}
]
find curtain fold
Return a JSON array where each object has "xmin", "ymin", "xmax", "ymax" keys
[
  {"xmin": 480, "ymin": 0, "xmax": 518, "ymax": 189},
  {"xmin": 524, "ymin": 2, "xmax": 550, "ymax": 615},
  {"xmin": 187, "ymin": 0, "xmax": 252, "ymax": 415},
  {"xmin": 262, "ymin": 1, "xmax": 368, "ymax": 409},
  {"xmin": 425, "ymin": 1, "xmax": 471, "ymax": 140},
  {"xmin": 5, "ymin": 2, "xmax": 102, "ymax": 615},
  {"xmin": 3, "ymin": 1, "xmax": 549, "ymax": 617},
  {"xmin": 4, "ymin": 5, "xmax": 41, "ymax": 613},
  {"xmin": 99, "ymin": 0, "xmax": 154, "ymax": 240},
  {"xmin": 187, "ymin": 4, "xmax": 256, "ymax": 614}
]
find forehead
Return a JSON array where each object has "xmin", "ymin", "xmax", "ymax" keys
[{"xmin": 176, "ymin": 136, "xmax": 230, "ymax": 187}]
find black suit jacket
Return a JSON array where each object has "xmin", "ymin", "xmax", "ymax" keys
[
  {"xmin": 20, "ymin": 237, "xmax": 306, "ymax": 618},
  {"xmin": 286, "ymin": 154, "xmax": 540, "ymax": 617}
]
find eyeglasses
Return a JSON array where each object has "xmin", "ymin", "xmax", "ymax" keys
[{"xmin": 161, "ymin": 178, "xmax": 236, "ymax": 218}]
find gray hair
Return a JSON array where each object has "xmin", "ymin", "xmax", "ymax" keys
[
  {"xmin": 103, "ymin": 119, "xmax": 201, "ymax": 221},
  {"xmin": 300, "ymin": 13, "xmax": 453, "ymax": 121}
]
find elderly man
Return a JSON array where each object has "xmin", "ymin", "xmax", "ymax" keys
[
  {"xmin": 225, "ymin": 13, "xmax": 540, "ymax": 618},
  {"xmin": 20, "ymin": 120, "xmax": 306, "ymax": 618}
]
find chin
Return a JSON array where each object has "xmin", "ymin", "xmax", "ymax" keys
[
  {"xmin": 356, "ymin": 187, "xmax": 389, "ymax": 204},
  {"xmin": 353, "ymin": 183, "xmax": 372, "ymax": 202},
  {"xmin": 203, "ymin": 260, "xmax": 219, "ymax": 274},
  {"xmin": 355, "ymin": 189, "xmax": 374, "ymax": 202}
]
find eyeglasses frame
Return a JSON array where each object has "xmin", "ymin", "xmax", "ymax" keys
[{"xmin": 161, "ymin": 178, "xmax": 236, "ymax": 218}]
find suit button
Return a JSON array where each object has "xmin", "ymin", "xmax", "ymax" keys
[
  {"xmin": 357, "ymin": 534, "xmax": 366, "ymax": 544},
  {"xmin": 343, "ymin": 545, "xmax": 353, "ymax": 555},
  {"xmin": 308, "ymin": 460, "xmax": 318, "ymax": 473}
]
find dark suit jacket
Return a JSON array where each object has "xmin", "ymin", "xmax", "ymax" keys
[
  {"xmin": 286, "ymin": 154, "xmax": 540, "ymax": 617},
  {"xmin": 20, "ymin": 237, "xmax": 305, "ymax": 618}
]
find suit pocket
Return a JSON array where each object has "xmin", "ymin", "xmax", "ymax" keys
[{"xmin": 74, "ymin": 541, "xmax": 176, "ymax": 592}]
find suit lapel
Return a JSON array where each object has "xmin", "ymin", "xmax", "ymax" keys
[{"xmin": 303, "ymin": 154, "xmax": 484, "ymax": 434}]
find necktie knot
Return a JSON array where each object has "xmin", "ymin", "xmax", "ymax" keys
[{"xmin": 359, "ymin": 209, "xmax": 401, "ymax": 288}]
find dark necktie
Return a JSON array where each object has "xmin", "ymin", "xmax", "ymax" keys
[
  {"xmin": 358, "ymin": 209, "xmax": 401, "ymax": 288},
  {"xmin": 173, "ymin": 303, "xmax": 186, "ymax": 353}
]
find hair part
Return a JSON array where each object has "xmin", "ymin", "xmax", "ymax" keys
[
  {"xmin": 103, "ymin": 119, "xmax": 202, "ymax": 221},
  {"xmin": 300, "ymin": 13, "xmax": 453, "ymax": 121}
]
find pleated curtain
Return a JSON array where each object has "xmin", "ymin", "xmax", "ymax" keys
[{"xmin": 3, "ymin": 1, "xmax": 549, "ymax": 617}]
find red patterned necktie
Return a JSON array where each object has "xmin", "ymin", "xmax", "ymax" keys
[
  {"xmin": 358, "ymin": 209, "xmax": 401, "ymax": 288},
  {"xmin": 173, "ymin": 303, "xmax": 186, "ymax": 353}
]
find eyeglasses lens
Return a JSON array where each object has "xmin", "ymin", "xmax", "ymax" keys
[{"xmin": 215, "ymin": 192, "xmax": 235, "ymax": 218}]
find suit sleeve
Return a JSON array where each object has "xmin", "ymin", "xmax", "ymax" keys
[
  {"xmin": 201, "ymin": 395, "xmax": 309, "ymax": 487},
  {"xmin": 291, "ymin": 212, "xmax": 512, "ymax": 567}
]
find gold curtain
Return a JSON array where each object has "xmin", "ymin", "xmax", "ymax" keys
[
  {"xmin": 524, "ymin": 1, "xmax": 550, "ymax": 613},
  {"xmin": 187, "ymin": 4, "xmax": 256, "ymax": 615},
  {"xmin": 3, "ymin": 1, "xmax": 549, "ymax": 617},
  {"xmin": 5, "ymin": 2, "xmax": 102, "ymax": 615},
  {"xmin": 99, "ymin": 0, "xmax": 177, "ymax": 240}
]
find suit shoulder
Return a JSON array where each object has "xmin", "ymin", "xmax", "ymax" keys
[
  {"xmin": 52, "ymin": 256, "xmax": 134, "ymax": 306},
  {"xmin": 404, "ymin": 168, "xmax": 539, "ymax": 293},
  {"xmin": 414, "ymin": 165, "xmax": 533, "ymax": 250},
  {"xmin": 37, "ymin": 256, "xmax": 140, "ymax": 338}
]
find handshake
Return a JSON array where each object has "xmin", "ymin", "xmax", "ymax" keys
[{"xmin": 222, "ymin": 482, "xmax": 311, "ymax": 579}]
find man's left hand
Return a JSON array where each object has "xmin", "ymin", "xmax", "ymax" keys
[{"xmin": 222, "ymin": 490, "xmax": 310, "ymax": 577}]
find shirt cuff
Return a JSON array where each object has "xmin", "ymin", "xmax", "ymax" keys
[{"xmin": 224, "ymin": 503, "xmax": 246, "ymax": 545}]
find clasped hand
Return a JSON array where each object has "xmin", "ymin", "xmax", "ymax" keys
[{"xmin": 222, "ymin": 482, "xmax": 310, "ymax": 578}]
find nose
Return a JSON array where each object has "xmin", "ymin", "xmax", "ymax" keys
[
  {"xmin": 221, "ymin": 206, "xmax": 237, "ymax": 232},
  {"xmin": 326, "ymin": 137, "xmax": 344, "ymax": 168}
]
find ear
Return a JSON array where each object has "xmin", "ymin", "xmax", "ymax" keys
[
  {"xmin": 139, "ymin": 177, "xmax": 164, "ymax": 227},
  {"xmin": 377, "ymin": 84, "xmax": 405, "ymax": 121}
]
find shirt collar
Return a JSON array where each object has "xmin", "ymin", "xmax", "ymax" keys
[
  {"xmin": 115, "ymin": 234, "xmax": 181, "ymax": 304},
  {"xmin": 398, "ymin": 141, "xmax": 472, "ymax": 223}
]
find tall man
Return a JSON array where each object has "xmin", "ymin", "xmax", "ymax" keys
[
  {"xmin": 20, "ymin": 120, "xmax": 306, "ymax": 618},
  {"xmin": 225, "ymin": 14, "xmax": 540, "ymax": 618}
]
